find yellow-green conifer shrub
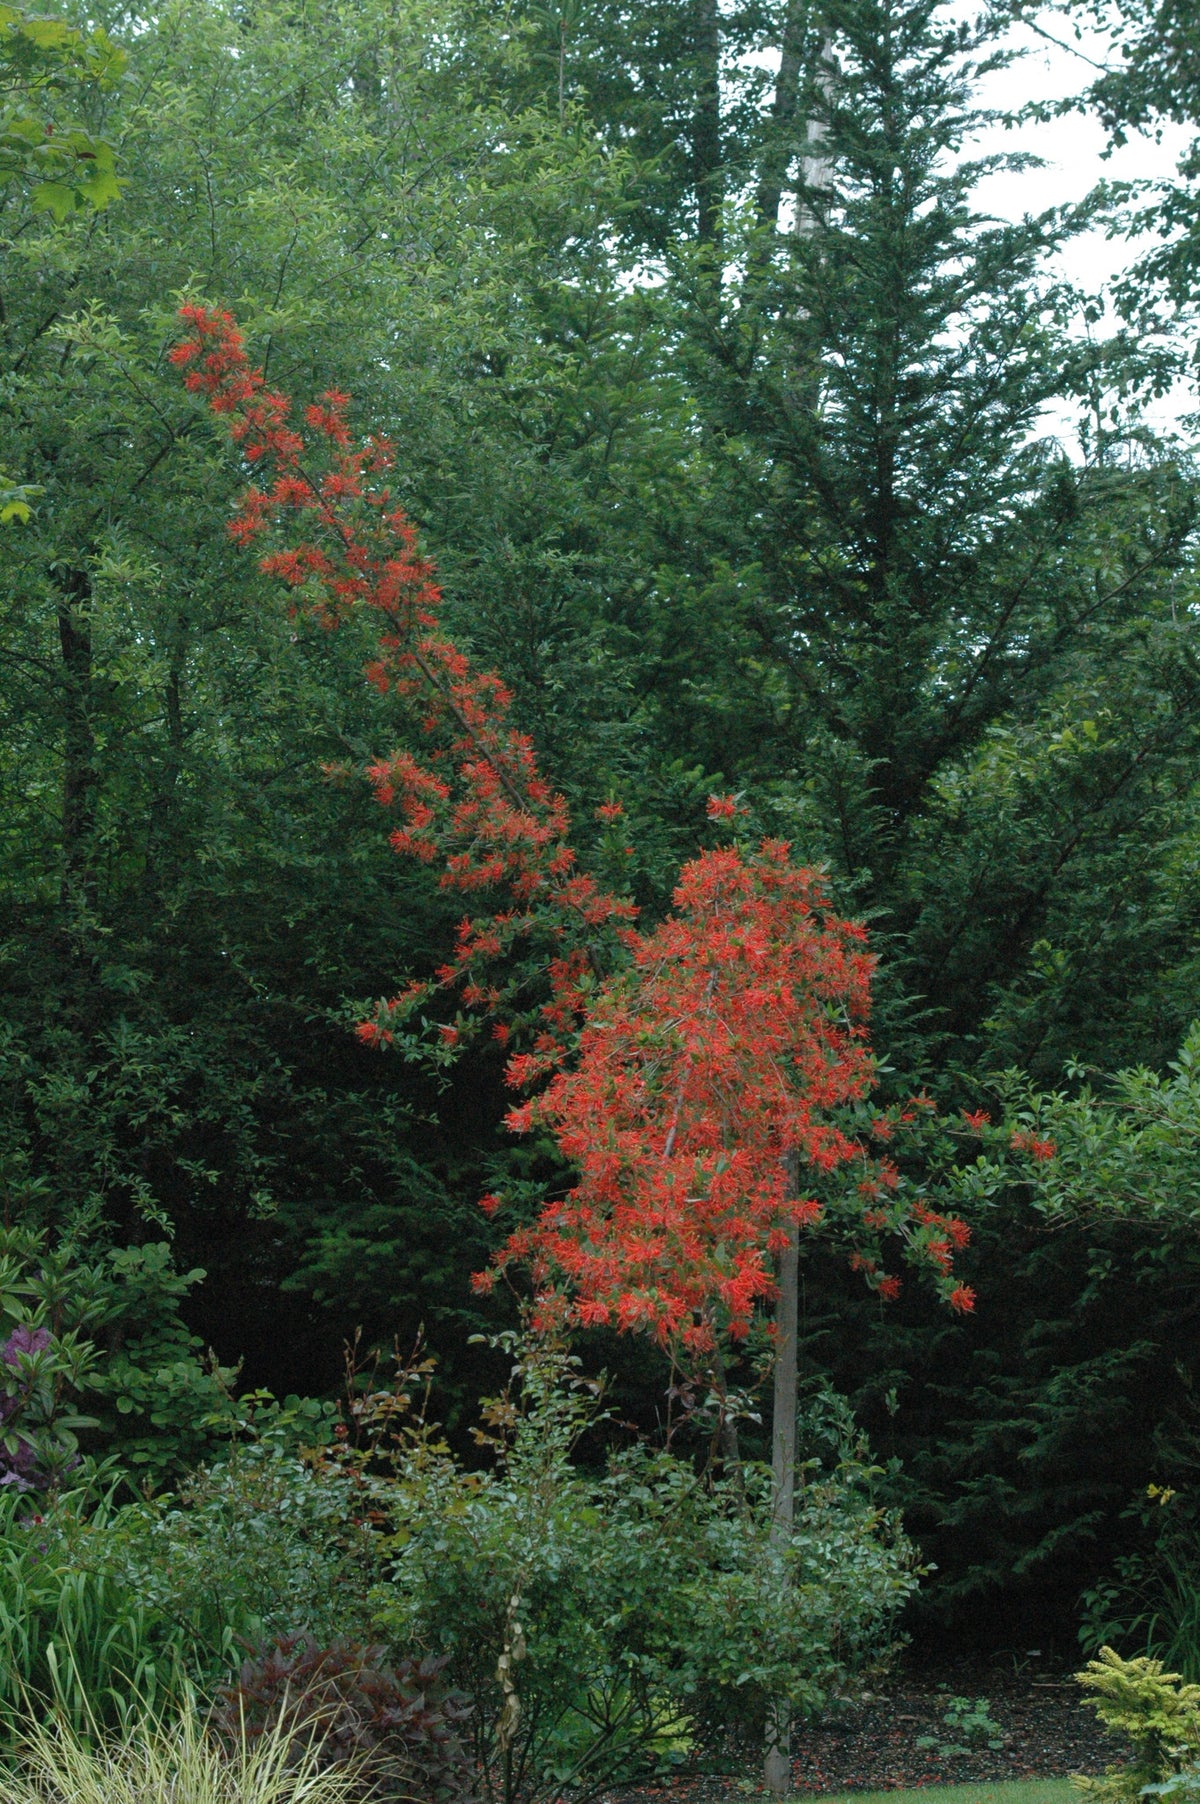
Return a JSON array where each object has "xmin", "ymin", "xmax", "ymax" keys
[{"xmin": 1074, "ymin": 1647, "xmax": 1200, "ymax": 1804}]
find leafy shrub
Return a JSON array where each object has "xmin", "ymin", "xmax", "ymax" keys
[
  {"xmin": 0, "ymin": 1439, "xmax": 377, "ymax": 1738},
  {"xmin": 1074, "ymin": 1646, "xmax": 1200, "ymax": 1803},
  {"xmin": 1082, "ymin": 1483, "xmax": 1200, "ymax": 1684},
  {"xmin": 213, "ymin": 1633, "xmax": 474, "ymax": 1803},
  {"xmin": 89, "ymin": 1241, "xmax": 247, "ymax": 1485},
  {"xmin": 107, "ymin": 1438, "xmax": 375, "ymax": 1654},
  {"xmin": 0, "ymin": 1237, "xmax": 101, "ymax": 1491},
  {"xmin": 626, "ymin": 1445, "xmax": 918, "ymax": 1733},
  {"xmin": 2, "ymin": 1701, "xmax": 364, "ymax": 1804},
  {"xmin": 0, "ymin": 1487, "xmax": 201, "ymax": 1735},
  {"xmin": 335, "ymin": 1336, "xmax": 916, "ymax": 1804},
  {"xmin": 0, "ymin": 1228, "xmax": 252, "ymax": 1493}
]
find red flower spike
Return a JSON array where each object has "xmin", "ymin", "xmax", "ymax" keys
[{"xmin": 1010, "ymin": 1129, "xmax": 1055, "ymax": 1159}]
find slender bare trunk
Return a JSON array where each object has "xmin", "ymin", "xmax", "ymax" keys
[
  {"xmin": 692, "ymin": 0, "xmax": 722, "ymax": 250},
  {"xmin": 769, "ymin": 1204, "xmax": 800, "ymax": 1541},
  {"xmin": 57, "ymin": 565, "xmax": 97, "ymax": 919},
  {"xmin": 495, "ymin": 1587, "xmax": 526, "ymax": 1804},
  {"xmin": 794, "ymin": 33, "xmax": 834, "ymax": 239},
  {"xmin": 765, "ymin": 1151, "xmax": 801, "ymax": 1796},
  {"xmin": 756, "ymin": 0, "xmax": 807, "ymax": 231},
  {"xmin": 756, "ymin": 10, "xmax": 834, "ymax": 241}
]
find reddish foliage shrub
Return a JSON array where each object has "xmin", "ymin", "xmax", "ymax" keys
[{"xmin": 213, "ymin": 1633, "xmax": 475, "ymax": 1803}]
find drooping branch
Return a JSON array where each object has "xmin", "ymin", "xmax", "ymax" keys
[{"xmin": 169, "ymin": 304, "xmax": 636, "ymax": 1055}]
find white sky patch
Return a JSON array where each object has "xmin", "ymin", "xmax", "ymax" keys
[{"xmin": 965, "ymin": 10, "xmax": 1194, "ymax": 442}]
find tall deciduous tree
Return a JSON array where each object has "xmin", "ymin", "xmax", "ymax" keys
[{"xmin": 1068, "ymin": 0, "xmax": 1200, "ymax": 316}]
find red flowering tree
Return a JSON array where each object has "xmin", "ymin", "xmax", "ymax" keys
[
  {"xmin": 172, "ymin": 302, "xmax": 980, "ymax": 1788},
  {"xmin": 169, "ymin": 300, "xmax": 973, "ymax": 1303}
]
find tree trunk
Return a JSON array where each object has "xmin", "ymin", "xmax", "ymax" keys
[
  {"xmin": 57, "ymin": 564, "xmax": 98, "ymax": 919},
  {"xmin": 764, "ymin": 1151, "xmax": 801, "ymax": 1797},
  {"xmin": 756, "ymin": 0, "xmax": 807, "ymax": 232},
  {"xmin": 692, "ymin": 0, "xmax": 722, "ymax": 249},
  {"xmin": 756, "ymin": 8, "xmax": 834, "ymax": 239},
  {"xmin": 793, "ymin": 32, "xmax": 833, "ymax": 239}
]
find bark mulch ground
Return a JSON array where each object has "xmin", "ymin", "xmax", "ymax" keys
[
  {"xmin": 610, "ymin": 1658, "xmax": 1128, "ymax": 1803},
  {"xmin": 784, "ymin": 1663, "xmax": 1126, "ymax": 1794}
]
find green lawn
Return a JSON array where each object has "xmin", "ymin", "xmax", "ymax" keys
[{"xmin": 808, "ymin": 1782, "xmax": 1079, "ymax": 1804}]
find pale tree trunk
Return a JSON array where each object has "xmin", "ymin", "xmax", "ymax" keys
[
  {"xmin": 756, "ymin": 0, "xmax": 807, "ymax": 232},
  {"xmin": 764, "ymin": 1151, "xmax": 801, "ymax": 1796},
  {"xmin": 794, "ymin": 33, "xmax": 833, "ymax": 238},
  {"xmin": 692, "ymin": 0, "xmax": 723, "ymax": 250},
  {"xmin": 752, "ymin": 13, "xmax": 834, "ymax": 445},
  {"xmin": 57, "ymin": 565, "xmax": 98, "ymax": 922},
  {"xmin": 756, "ymin": 6, "xmax": 833, "ymax": 237}
]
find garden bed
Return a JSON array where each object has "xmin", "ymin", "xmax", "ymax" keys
[
  {"xmin": 784, "ymin": 1664, "xmax": 1126, "ymax": 1794},
  {"xmin": 609, "ymin": 1660, "xmax": 1127, "ymax": 1802}
]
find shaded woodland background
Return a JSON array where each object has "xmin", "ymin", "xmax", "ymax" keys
[{"xmin": 4, "ymin": 0, "xmax": 1200, "ymax": 1651}]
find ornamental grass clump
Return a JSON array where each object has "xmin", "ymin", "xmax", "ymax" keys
[
  {"xmin": 0, "ymin": 1441, "xmax": 375, "ymax": 1743},
  {"xmin": 0, "ymin": 1704, "xmax": 364, "ymax": 1804},
  {"xmin": 0, "ymin": 1488, "xmax": 196, "ymax": 1738}
]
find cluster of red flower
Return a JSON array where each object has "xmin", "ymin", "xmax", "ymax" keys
[
  {"xmin": 477, "ymin": 843, "xmax": 880, "ymax": 1350},
  {"xmin": 1010, "ymin": 1129, "xmax": 1058, "ymax": 1161}
]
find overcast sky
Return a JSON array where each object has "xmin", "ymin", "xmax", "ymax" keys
[
  {"xmin": 973, "ymin": 14, "xmax": 1187, "ymax": 272},
  {"xmin": 966, "ymin": 10, "xmax": 1193, "ymax": 437}
]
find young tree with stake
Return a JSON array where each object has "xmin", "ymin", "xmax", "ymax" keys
[{"xmin": 171, "ymin": 302, "xmax": 977, "ymax": 1790}]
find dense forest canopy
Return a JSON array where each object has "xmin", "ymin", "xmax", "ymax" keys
[{"xmin": 3, "ymin": 0, "xmax": 1200, "ymax": 1649}]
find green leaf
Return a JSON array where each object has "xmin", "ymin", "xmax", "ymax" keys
[{"xmin": 29, "ymin": 177, "xmax": 75, "ymax": 220}]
